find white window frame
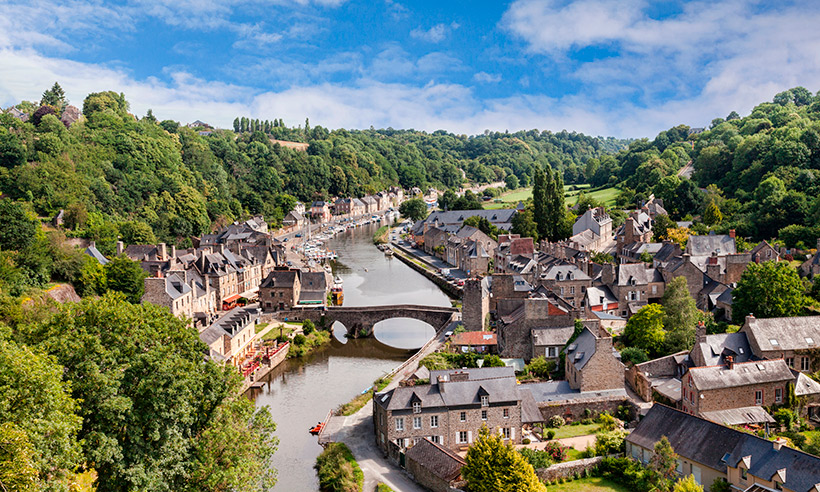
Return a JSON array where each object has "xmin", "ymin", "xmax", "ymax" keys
[
  {"xmin": 413, "ymin": 416, "xmax": 422, "ymax": 430},
  {"xmin": 775, "ymin": 388, "xmax": 783, "ymax": 403},
  {"xmin": 459, "ymin": 431, "xmax": 468, "ymax": 444},
  {"xmin": 481, "ymin": 395, "xmax": 489, "ymax": 407},
  {"xmin": 430, "ymin": 415, "xmax": 438, "ymax": 428},
  {"xmin": 502, "ymin": 427, "xmax": 511, "ymax": 440},
  {"xmin": 503, "ymin": 408, "xmax": 510, "ymax": 419},
  {"xmin": 460, "ymin": 411, "xmax": 466, "ymax": 422},
  {"xmin": 395, "ymin": 418, "xmax": 404, "ymax": 431},
  {"xmin": 481, "ymin": 410, "xmax": 488, "ymax": 421},
  {"xmin": 802, "ymin": 357, "xmax": 811, "ymax": 371},
  {"xmin": 413, "ymin": 402, "xmax": 421, "ymax": 414}
]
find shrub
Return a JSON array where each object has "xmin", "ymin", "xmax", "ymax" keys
[
  {"xmin": 773, "ymin": 408, "xmax": 796, "ymax": 430},
  {"xmin": 599, "ymin": 457, "xmax": 651, "ymax": 491},
  {"xmin": 597, "ymin": 412, "xmax": 617, "ymax": 431},
  {"xmin": 710, "ymin": 478, "xmax": 732, "ymax": 492},
  {"xmin": 303, "ymin": 319, "xmax": 315, "ymax": 335},
  {"xmin": 293, "ymin": 334, "xmax": 307, "ymax": 346},
  {"xmin": 522, "ymin": 438, "xmax": 531, "ymax": 444},
  {"xmin": 547, "ymin": 430, "xmax": 556, "ymax": 440},
  {"xmin": 595, "ymin": 430, "xmax": 627, "ymax": 456},
  {"xmin": 547, "ymin": 416, "xmax": 565, "ymax": 428},
  {"xmin": 314, "ymin": 442, "xmax": 363, "ymax": 492},
  {"xmin": 581, "ymin": 418, "xmax": 594, "ymax": 425},
  {"xmin": 620, "ymin": 347, "xmax": 649, "ymax": 365},
  {"xmin": 542, "ymin": 441, "xmax": 567, "ymax": 462},
  {"xmin": 518, "ymin": 447, "xmax": 553, "ymax": 469}
]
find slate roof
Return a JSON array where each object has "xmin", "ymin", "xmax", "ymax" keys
[
  {"xmin": 85, "ymin": 244, "xmax": 109, "ymax": 265},
  {"xmin": 532, "ymin": 326, "xmax": 576, "ymax": 346},
  {"xmin": 565, "ymin": 327, "xmax": 598, "ymax": 370},
  {"xmin": 405, "ymin": 438, "xmax": 464, "ymax": 482},
  {"xmin": 300, "ymin": 271, "xmax": 327, "ymax": 291},
  {"xmin": 716, "ymin": 287, "xmax": 734, "ymax": 305},
  {"xmin": 653, "ymin": 242, "xmax": 682, "ymax": 264},
  {"xmin": 423, "ymin": 209, "xmax": 517, "ymax": 229},
  {"xmin": 124, "ymin": 244, "xmax": 159, "ymax": 260},
  {"xmin": 701, "ymin": 406, "xmax": 776, "ymax": 426},
  {"xmin": 617, "ymin": 263, "xmax": 661, "ymax": 285},
  {"xmin": 743, "ymin": 316, "xmax": 820, "ymax": 352},
  {"xmin": 165, "ymin": 273, "xmax": 192, "ymax": 299},
  {"xmin": 693, "ymin": 332, "xmax": 755, "ymax": 366},
  {"xmin": 794, "ymin": 372, "xmax": 820, "ymax": 397},
  {"xmin": 586, "ymin": 285, "xmax": 617, "ymax": 307},
  {"xmin": 260, "ymin": 269, "xmax": 299, "ymax": 289},
  {"xmin": 542, "ymin": 263, "xmax": 591, "ymax": 281},
  {"xmin": 688, "ymin": 359, "xmax": 794, "ymax": 391},
  {"xmin": 200, "ymin": 305, "xmax": 260, "ymax": 345},
  {"xmin": 376, "ymin": 367, "xmax": 520, "ymax": 411},
  {"xmin": 685, "ymin": 233, "xmax": 736, "ymax": 256},
  {"xmin": 524, "ymin": 380, "xmax": 627, "ymax": 403}
]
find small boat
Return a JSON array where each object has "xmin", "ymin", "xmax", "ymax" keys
[
  {"xmin": 384, "ymin": 248, "xmax": 393, "ymax": 256},
  {"xmin": 331, "ymin": 276, "xmax": 344, "ymax": 305},
  {"xmin": 308, "ymin": 422, "xmax": 324, "ymax": 435}
]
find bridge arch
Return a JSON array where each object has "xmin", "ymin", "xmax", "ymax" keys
[{"xmin": 321, "ymin": 304, "xmax": 458, "ymax": 338}]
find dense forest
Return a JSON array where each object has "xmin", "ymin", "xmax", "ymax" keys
[{"xmin": 0, "ymin": 85, "xmax": 628, "ymax": 255}]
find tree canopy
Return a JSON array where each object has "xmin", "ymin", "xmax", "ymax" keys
[
  {"xmin": 732, "ymin": 261, "xmax": 809, "ymax": 324},
  {"xmin": 462, "ymin": 427, "xmax": 545, "ymax": 492}
]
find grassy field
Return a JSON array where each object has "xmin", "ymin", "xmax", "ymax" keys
[
  {"xmin": 552, "ymin": 423, "xmax": 601, "ymax": 439},
  {"xmin": 544, "ymin": 477, "xmax": 630, "ymax": 492},
  {"xmin": 482, "ymin": 184, "xmax": 617, "ymax": 209}
]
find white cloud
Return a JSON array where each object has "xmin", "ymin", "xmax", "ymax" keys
[
  {"xmin": 410, "ymin": 22, "xmax": 459, "ymax": 43},
  {"xmin": 473, "ymin": 72, "xmax": 502, "ymax": 83}
]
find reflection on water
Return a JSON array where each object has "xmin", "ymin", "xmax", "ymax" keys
[{"xmin": 258, "ymin": 221, "xmax": 452, "ymax": 491}]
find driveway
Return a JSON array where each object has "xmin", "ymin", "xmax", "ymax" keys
[{"xmin": 337, "ymin": 401, "xmax": 425, "ymax": 492}]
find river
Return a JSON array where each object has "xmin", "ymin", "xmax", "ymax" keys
[{"xmin": 254, "ymin": 220, "xmax": 452, "ymax": 491}]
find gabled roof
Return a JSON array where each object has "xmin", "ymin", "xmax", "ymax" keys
[
  {"xmin": 742, "ymin": 316, "xmax": 820, "ymax": 352},
  {"xmin": 692, "ymin": 332, "xmax": 755, "ymax": 366},
  {"xmin": 85, "ymin": 244, "xmax": 109, "ymax": 265},
  {"xmin": 165, "ymin": 273, "xmax": 192, "ymax": 299},
  {"xmin": 616, "ymin": 263, "xmax": 659, "ymax": 286},
  {"xmin": 405, "ymin": 438, "xmax": 464, "ymax": 482},
  {"xmin": 688, "ymin": 359, "xmax": 793, "ymax": 391},
  {"xmin": 260, "ymin": 269, "xmax": 299, "ymax": 289},
  {"xmin": 565, "ymin": 327, "xmax": 597, "ymax": 370},
  {"xmin": 300, "ymin": 271, "xmax": 327, "ymax": 292},
  {"xmin": 586, "ymin": 285, "xmax": 617, "ymax": 307},
  {"xmin": 450, "ymin": 331, "xmax": 497, "ymax": 346},
  {"xmin": 542, "ymin": 263, "xmax": 591, "ymax": 281},
  {"xmin": 794, "ymin": 372, "xmax": 820, "ymax": 397},
  {"xmin": 685, "ymin": 234, "xmax": 736, "ymax": 256},
  {"xmin": 531, "ymin": 326, "xmax": 575, "ymax": 346}
]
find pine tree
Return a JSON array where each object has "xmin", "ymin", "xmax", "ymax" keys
[
  {"xmin": 40, "ymin": 82, "xmax": 67, "ymax": 112},
  {"xmin": 532, "ymin": 166, "xmax": 548, "ymax": 240},
  {"xmin": 233, "ymin": 118, "xmax": 240, "ymax": 132}
]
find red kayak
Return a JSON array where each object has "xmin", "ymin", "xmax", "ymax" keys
[{"xmin": 308, "ymin": 422, "xmax": 324, "ymax": 435}]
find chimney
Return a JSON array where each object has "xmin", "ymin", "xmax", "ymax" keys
[
  {"xmin": 729, "ymin": 229, "xmax": 736, "ymax": 239},
  {"xmin": 696, "ymin": 321, "xmax": 707, "ymax": 344},
  {"xmin": 159, "ymin": 243, "xmax": 167, "ymax": 261},
  {"xmin": 450, "ymin": 371, "xmax": 469, "ymax": 382},
  {"xmin": 170, "ymin": 245, "xmax": 176, "ymax": 258},
  {"xmin": 437, "ymin": 375, "xmax": 447, "ymax": 392},
  {"xmin": 773, "ymin": 438, "xmax": 787, "ymax": 451},
  {"xmin": 726, "ymin": 356, "xmax": 734, "ymax": 370},
  {"xmin": 116, "ymin": 241, "xmax": 124, "ymax": 256},
  {"xmin": 602, "ymin": 263, "xmax": 615, "ymax": 285},
  {"xmin": 595, "ymin": 327, "xmax": 613, "ymax": 351},
  {"xmin": 218, "ymin": 244, "xmax": 225, "ymax": 255}
]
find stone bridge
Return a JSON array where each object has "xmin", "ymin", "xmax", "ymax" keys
[{"xmin": 321, "ymin": 304, "xmax": 459, "ymax": 338}]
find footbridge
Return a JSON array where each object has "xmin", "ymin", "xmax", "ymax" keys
[{"xmin": 322, "ymin": 304, "xmax": 458, "ymax": 338}]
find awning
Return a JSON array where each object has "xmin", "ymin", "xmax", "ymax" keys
[{"xmin": 222, "ymin": 294, "xmax": 241, "ymax": 303}]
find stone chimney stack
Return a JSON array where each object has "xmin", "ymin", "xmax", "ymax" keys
[
  {"xmin": 170, "ymin": 245, "xmax": 176, "ymax": 258},
  {"xmin": 729, "ymin": 229, "xmax": 736, "ymax": 239},
  {"xmin": 726, "ymin": 355, "xmax": 734, "ymax": 370},
  {"xmin": 116, "ymin": 241, "xmax": 124, "ymax": 256},
  {"xmin": 437, "ymin": 375, "xmax": 447, "ymax": 392},
  {"xmin": 602, "ymin": 263, "xmax": 615, "ymax": 285},
  {"xmin": 696, "ymin": 321, "xmax": 707, "ymax": 344},
  {"xmin": 159, "ymin": 243, "xmax": 167, "ymax": 261},
  {"xmin": 595, "ymin": 325, "xmax": 613, "ymax": 351}
]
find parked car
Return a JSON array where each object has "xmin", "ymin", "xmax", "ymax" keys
[
  {"xmin": 295, "ymin": 233, "xmax": 302, "ymax": 237},
  {"xmin": 457, "ymin": 279, "xmax": 465, "ymax": 286}
]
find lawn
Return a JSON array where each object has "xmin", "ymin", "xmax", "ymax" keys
[
  {"xmin": 565, "ymin": 448, "xmax": 585, "ymax": 461},
  {"xmin": 482, "ymin": 184, "xmax": 619, "ymax": 210},
  {"xmin": 544, "ymin": 477, "xmax": 630, "ymax": 492},
  {"xmin": 566, "ymin": 186, "xmax": 620, "ymax": 207},
  {"xmin": 552, "ymin": 423, "xmax": 600, "ymax": 439}
]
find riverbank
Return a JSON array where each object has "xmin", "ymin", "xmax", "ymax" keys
[{"xmin": 373, "ymin": 225, "xmax": 389, "ymax": 245}]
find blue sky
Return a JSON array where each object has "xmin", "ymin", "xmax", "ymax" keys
[{"xmin": 1, "ymin": 0, "xmax": 819, "ymax": 138}]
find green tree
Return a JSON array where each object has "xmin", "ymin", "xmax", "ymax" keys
[
  {"xmin": 511, "ymin": 208, "xmax": 538, "ymax": 240},
  {"xmin": 619, "ymin": 347, "xmax": 649, "ymax": 365},
  {"xmin": 399, "ymin": 199, "xmax": 428, "ymax": 221},
  {"xmin": 505, "ymin": 173, "xmax": 519, "ymax": 190},
  {"xmin": 0, "ymin": 422, "xmax": 38, "ymax": 492},
  {"xmin": 623, "ymin": 304, "xmax": 667, "ymax": 358},
  {"xmin": 0, "ymin": 201, "xmax": 37, "ymax": 252},
  {"xmin": 532, "ymin": 166, "xmax": 548, "ymax": 240},
  {"xmin": 732, "ymin": 261, "xmax": 809, "ymax": 324},
  {"xmin": 662, "ymin": 277, "xmax": 699, "ymax": 353},
  {"xmin": 13, "ymin": 295, "xmax": 277, "ymax": 492},
  {"xmin": 462, "ymin": 427, "xmax": 545, "ymax": 492},
  {"xmin": 652, "ymin": 214, "xmax": 676, "ymax": 242},
  {"xmin": 649, "ymin": 436, "xmax": 678, "ymax": 491},
  {"xmin": 703, "ymin": 201, "xmax": 722, "ymax": 226},
  {"xmin": 481, "ymin": 354, "xmax": 505, "ymax": 367},
  {"xmin": 233, "ymin": 118, "xmax": 240, "ymax": 132},
  {"xmin": 104, "ymin": 255, "xmax": 148, "ymax": 303},
  {"xmin": 0, "ymin": 338, "xmax": 82, "ymax": 487},
  {"xmin": 40, "ymin": 82, "xmax": 67, "ymax": 113},
  {"xmin": 119, "ymin": 220, "xmax": 157, "ymax": 245},
  {"xmin": 673, "ymin": 475, "xmax": 703, "ymax": 492}
]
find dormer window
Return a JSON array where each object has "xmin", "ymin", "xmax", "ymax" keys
[
  {"xmin": 413, "ymin": 402, "xmax": 421, "ymax": 413},
  {"xmin": 481, "ymin": 395, "xmax": 489, "ymax": 407}
]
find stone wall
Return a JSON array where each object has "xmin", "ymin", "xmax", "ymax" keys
[
  {"xmin": 578, "ymin": 335, "xmax": 624, "ymax": 392},
  {"xmin": 406, "ymin": 455, "xmax": 455, "ymax": 492},
  {"xmin": 536, "ymin": 457, "xmax": 604, "ymax": 482},
  {"xmin": 536, "ymin": 396, "xmax": 634, "ymax": 422},
  {"xmin": 625, "ymin": 351, "xmax": 687, "ymax": 402},
  {"xmin": 461, "ymin": 278, "xmax": 488, "ymax": 332}
]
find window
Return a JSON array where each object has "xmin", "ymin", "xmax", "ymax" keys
[
  {"xmin": 548, "ymin": 347, "xmax": 558, "ymax": 358},
  {"xmin": 807, "ymin": 337, "xmax": 816, "ymax": 345},
  {"xmin": 570, "ymin": 286, "xmax": 575, "ymax": 294},
  {"xmin": 560, "ymin": 287, "xmax": 564, "ymax": 295},
  {"xmin": 413, "ymin": 417, "xmax": 422, "ymax": 429},
  {"xmin": 459, "ymin": 431, "xmax": 468, "ymax": 444},
  {"xmin": 652, "ymin": 285, "xmax": 658, "ymax": 294},
  {"xmin": 395, "ymin": 418, "xmax": 404, "ymax": 431},
  {"xmin": 787, "ymin": 357, "xmax": 794, "ymax": 368},
  {"xmin": 413, "ymin": 402, "xmax": 421, "ymax": 414},
  {"xmin": 460, "ymin": 411, "xmax": 466, "ymax": 422},
  {"xmin": 775, "ymin": 482, "xmax": 783, "ymax": 491},
  {"xmin": 481, "ymin": 396, "xmax": 489, "ymax": 407},
  {"xmin": 776, "ymin": 388, "xmax": 783, "ymax": 403},
  {"xmin": 431, "ymin": 435, "xmax": 440, "ymax": 444},
  {"xmin": 802, "ymin": 357, "xmax": 811, "ymax": 371},
  {"xmin": 755, "ymin": 390, "xmax": 763, "ymax": 405},
  {"xmin": 502, "ymin": 427, "xmax": 511, "ymax": 439},
  {"xmin": 430, "ymin": 415, "xmax": 438, "ymax": 428},
  {"xmin": 503, "ymin": 408, "xmax": 510, "ymax": 419},
  {"xmin": 741, "ymin": 467, "xmax": 748, "ymax": 480},
  {"xmin": 481, "ymin": 410, "xmax": 488, "ymax": 421}
]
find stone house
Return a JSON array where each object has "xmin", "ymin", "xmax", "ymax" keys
[
  {"xmin": 199, "ymin": 305, "xmax": 260, "ymax": 366},
  {"xmin": 334, "ymin": 197, "xmax": 352, "ymax": 215},
  {"xmin": 373, "ymin": 367, "xmax": 534, "ymax": 453},
  {"xmin": 572, "ymin": 206, "xmax": 612, "ymax": 239},
  {"xmin": 259, "ymin": 268, "xmax": 301, "ymax": 311},
  {"xmin": 740, "ymin": 315, "xmax": 820, "ymax": 373},
  {"xmin": 615, "ymin": 211, "xmax": 653, "ymax": 254},
  {"xmin": 627, "ymin": 404, "xmax": 820, "ymax": 492},
  {"xmin": 564, "ymin": 325, "xmax": 624, "ymax": 392},
  {"xmin": 142, "ymin": 273, "xmax": 194, "ymax": 321},
  {"xmin": 496, "ymin": 286, "xmax": 579, "ymax": 359},
  {"xmin": 422, "ymin": 226, "xmax": 450, "ymax": 257},
  {"xmin": 84, "ymin": 241, "xmax": 109, "ymax": 266},
  {"xmin": 462, "ymin": 277, "xmax": 490, "ymax": 332},
  {"xmin": 165, "ymin": 264, "xmax": 218, "ymax": 327},
  {"xmin": 750, "ymin": 240, "xmax": 780, "ymax": 263},
  {"xmin": 362, "ymin": 195, "xmax": 378, "ymax": 214},
  {"xmin": 450, "ymin": 331, "xmax": 497, "ymax": 354},
  {"xmin": 494, "ymin": 234, "xmax": 535, "ymax": 273},
  {"xmin": 601, "ymin": 262, "xmax": 664, "ymax": 317},
  {"xmin": 310, "ymin": 201, "xmax": 331, "ymax": 222},
  {"xmin": 538, "ymin": 262, "xmax": 592, "ymax": 309},
  {"xmin": 680, "ymin": 358, "xmax": 793, "ymax": 419},
  {"xmin": 121, "ymin": 242, "xmax": 175, "ymax": 276},
  {"xmin": 293, "ymin": 201, "xmax": 306, "ymax": 215},
  {"xmin": 196, "ymin": 248, "xmax": 242, "ymax": 310},
  {"xmin": 404, "ymin": 438, "xmax": 465, "ymax": 492},
  {"xmin": 800, "ymin": 239, "xmax": 820, "ymax": 277},
  {"xmin": 351, "ymin": 198, "xmax": 366, "ymax": 216},
  {"xmin": 532, "ymin": 326, "xmax": 576, "ymax": 360},
  {"xmin": 584, "ymin": 285, "xmax": 619, "ymax": 317},
  {"xmin": 298, "ymin": 271, "xmax": 328, "ymax": 307},
  {"xmin": 282, "ymin": 210, "xmax": 307, "ymax": 229},
  {"xmin": 689, "ymin": 323, "xmax": 755, "ymax": 368}
]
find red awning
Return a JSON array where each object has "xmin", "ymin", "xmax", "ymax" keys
[{"xmin": 222, "ymin": 294, "xmax": 241, "ymax": 303}]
